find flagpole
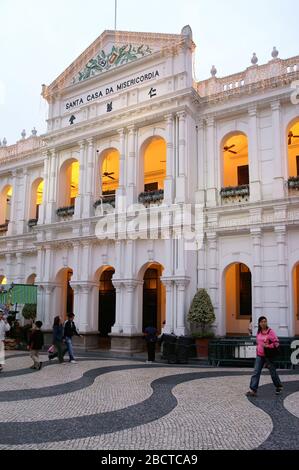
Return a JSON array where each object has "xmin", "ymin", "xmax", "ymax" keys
[{"xmin": 114, "ymin": 0, "xmax": 117, "ymax": 31}]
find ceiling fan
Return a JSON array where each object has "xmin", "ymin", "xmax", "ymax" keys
[
  {"xmin": 288, "ymin": 131, "xmax": 299, "ymax": 145},
  {"xmin": 224, "ymin": 144, "xmax": 237, "ymax": 154},
  {"xmin": 103, "ymin": 171, "xmax": 116, "ymax": 180}
]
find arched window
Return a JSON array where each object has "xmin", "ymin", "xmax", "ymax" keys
[
  {"xmin": 29, "ymin": 179, "xmax": 43, "ymax": 222},
  {"xmin": 58, "ymin": 159, "xmax": 79, "ymax": 213},
  {"xmin": 143, "ymin": 138, "xmax": 166, "ymax": 192},
  {"xmin": 225, "ymin": 263, "xmax": 252, "ymax": 335},
  {"xmin": 101, "ymin": 149, "xmax": 119, "ymax": 205},
  {"xmin": 222, "ymin": 134, "xmax": 249, "ymax": 188},
  {"xmin": 287, "ymin": 120, "xmax": 299, "ymax": 192},
  {"xmin": 0, "ymin": 185, "xmax": 12, "ymax": 230}
]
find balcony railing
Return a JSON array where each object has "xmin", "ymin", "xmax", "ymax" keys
[
  {"xmin": 28, "ymin": 219, "xmax": 38, "ymax": 227},
  {"xmin": 0, "ymin": 223, "xmax": 8, "ymax": 235},
  {"xmin": 288, "ymin": 176, "xmax": 299, "ymax": 190},
  {"xmin": 220, "ymin": 185, "xmax": 250, "ymax": 204},
  {"xmin": 56, "ymin": 205, "xmax": 75, "ymax": 217},
  {"xmin": 138, "ymin": 189, "xmax": 164, "ymax": 206},
  {"xmin": 94, "ymin": 194, "xmax": 116, "ymax": 210}
]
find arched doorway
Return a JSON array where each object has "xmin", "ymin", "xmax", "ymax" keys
[
  {"xmin": 142, "ymin": 263, "xmax": 165, "ymax": 331},
  {"xmin": 100, "ymin": 149, "xmax": 119, "ymax": 205},
  {"xmin": 0, "ymin": 185, "xmax": 12, "ymax": 228},
  {"xmin": 29, "ymin": 179, "xmax": 43, "ymax": 221},
  {"xmin": 55, "ymin": 268, "xmax": 73, "ymax": 320},
  {"xmin": 58, "ymin": 159, "xmax": 79, "ymax": 209},
  {"xmin": 225, "ymin": 263, "xmax": 252, "ymax": 335},
  {"xmin": 98, "ymin": 267, "xmax": 116, "ymax": 338},
  {"xmin": 293, "ymin": 263, "xmax": 299, "ymax": 335}
]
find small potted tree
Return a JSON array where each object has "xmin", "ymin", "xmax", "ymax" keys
[{"xmin": 187, "ymin": 289, "xmax": 216, "ymax": 358}]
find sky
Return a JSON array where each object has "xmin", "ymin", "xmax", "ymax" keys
[{"xmin": 0, "ymin": 0, "xmax": 298, "ymax": 145}]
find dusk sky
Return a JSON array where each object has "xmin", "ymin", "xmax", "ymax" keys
[{"xmin": 0, "ymin": 0, "xmax": 298, "ymax": 145}]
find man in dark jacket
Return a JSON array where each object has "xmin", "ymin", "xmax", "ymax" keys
[
  {"xmin": 63, "ymin": 313, "xmax": 81, "ymax": 363},
  {"xmin": 144, "ymin": 325, "xmax": 158, "ymax": 363},
  {"xmin": 29, "ymin": 321, "xmax": 44, "ymax": 370}
]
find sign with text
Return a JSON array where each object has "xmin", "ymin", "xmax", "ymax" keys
[{"xmin": 64, "ymin": 69, "xmax": 161, "ymax": 112}]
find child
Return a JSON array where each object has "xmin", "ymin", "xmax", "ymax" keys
[{"xmin": 28, "ymin": 321, "xmax": 44, "ymax": 370}]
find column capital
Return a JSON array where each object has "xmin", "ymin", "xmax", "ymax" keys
[
  {"xmin": 196, "ymin": 118, "xmax": 205, "ymax": 129},
  {"xmin": 127, "ymin": 125, "xmax": 136, "ymax": 134},
  {"xmin": 271, "ymin": 100, "xmax": 281, "ymax": 111},
  {"xmin": 206, "ymin": 115, "xmax": 215, "ymax": 127},
  {"xmin": 49, "ymin": 148, "xmax": 56, "ymax": 157},
  {"xmin": 78, "ymin": 140, "xmax": 86, "ymax": 149},
  {"xmin": 248, "ymin": 105, "xmax": 257, "ymax": 117},
  {"xmin": 165, "ymin": 113, "xmax": 174, "ymax": 123},
  {"xmin": 86, "ymin": 137, "xmax": 94, "ymax": 146},
  {"xmin": 177, "ymin": 110, "xmax": 187, "ymax": 120},
  {"xmin": 117, "ymin": 128, "xmax": 125, "ymax": 136},
  {"xmin": 174, "ymin": 277, "xmax": 190, "ymax": 289}
]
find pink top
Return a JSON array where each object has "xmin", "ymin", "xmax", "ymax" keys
[{"xmin": 256, "ymin": 328, "xmax": 279, "ymax": 357}]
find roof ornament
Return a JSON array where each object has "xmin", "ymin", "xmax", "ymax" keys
[
  {"xmin": 251, "ymin": 52, "xmax": 258, "ymax": 65},
  {"xmin": 21, "ymin": 129, "xmax": 26, "ymax": 139},
  {"xmin": 181, "ymin": 25, "xmax": 193, "ymax": 40},
  {"xmin": 271, "ymin": 46, "xmax": 279, "ymax": 59},
  {"xmin": 31, "ymin": 127, "xmax": 37, "ymax": 136},
  {"xmin": 210, "ymin": 65, "xmax": 217, "ymax": 77},
  {"xmin": 2, "ymin": 137, "xmax": 7, "ymax": 147}
]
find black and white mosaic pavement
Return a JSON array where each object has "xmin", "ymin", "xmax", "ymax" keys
[{"xmin": 0, "ymin": 352, "xmax": 298, "ymax": 450}]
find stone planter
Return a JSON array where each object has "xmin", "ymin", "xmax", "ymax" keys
[{"xmin": 195, "ymin": 338, "xmax": 211, "ymax": 358}]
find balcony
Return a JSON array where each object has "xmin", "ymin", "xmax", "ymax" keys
[
  {"xmin": 0, "ymin": 223, "xmax": 8, "ymax": 236},
  {"xmin": 28, "ymin": 218, "xmax": 38, "ymax": 228},
  {"xmin": 288, "ymin": 176, "xmax": 299, "ymax": 193},
  {"xmin": 94, "ymin": 194, "xmax": 116, "ymax": 215},
  {"xmin": 220, "ymin": 185, "xmax": 250, "ymax": 205},
  {"xmin": 138, "ymin": 189, "xmax": 164, "ymax": 207},
  {"xmin": 56, "ymin": 205, "xmax": 75, "ymax": 218}
]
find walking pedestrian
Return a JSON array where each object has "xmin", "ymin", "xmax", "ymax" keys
[
  {"xmin": 246, "ymin": 316, "xmax": 283, "ymax": 397},
  {"xmin": 0, "ymin": 309, "xmax": 10, "ymax": 372},
  {"xmin": 49, "ymin": 316, "xmax": 65, "ymax": 363},
  {"xmin": 144, "ymin": 325, "xmax": 158, "ymax": 363},
  {"xmin": 28, "ymin": 320, "xmax": 44, "ymax": 370},
  {"xmin": 63, "ymin": 313, "xmax": 81, "ymax": 364}
]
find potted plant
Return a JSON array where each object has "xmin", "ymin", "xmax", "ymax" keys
[{"xmin": 187, "ymin": 289, "xmax": 216, "ymax": 358}]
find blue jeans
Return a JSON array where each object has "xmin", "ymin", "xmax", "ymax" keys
[
  {"xmin": 250, "ymin": 355, "xmax": 282, "ymax": 392},
  {"xmin": 64, "ymin": 337, "xmax": 75, "ymax": 361}
]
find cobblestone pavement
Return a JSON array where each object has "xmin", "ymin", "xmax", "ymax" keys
[{"xmin": 0, "ymin": 352, "xmax": 298, "ymax": 450}]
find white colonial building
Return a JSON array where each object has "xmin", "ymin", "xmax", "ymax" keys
[{"xmin": 0, "ymin": 26, "xmax": 299, "ymax": 351}]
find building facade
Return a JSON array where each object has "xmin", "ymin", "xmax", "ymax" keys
[{"xmin": 0, "ymin": 26, "xmax": 299, "ymax": 350}]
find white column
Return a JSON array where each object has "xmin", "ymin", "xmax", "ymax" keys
[
  {"xmin": 271, "ymin": 101, "xmax": 285, "ymax": 198},
  {"xmin": 275, "ymin": 225, "xmax": 289, "ymax": 336},
  {"xmin": 74, "ymin": 141, "xmax": 86, "ymax": 219},
  {"xmin": 5, "ymin": 253, "xmax": 13, "ymax": 284},
  {"xmin": 207, "ymin": 232, "xmax": 220, "ymax": 333},
  {"xmin": 17, "ymin": 168, "xmax": 29, "ymax": 234},
  {"xmin": 175, "ymin": 111, "xmax": 187, "ymax": 203},
  {"xmin": 123, "ymin": 281, "xmax": 138, "ymax": 334},
  {"xmin": 251, "ymin": 228, "xmax": 262, "ymax": 332},
  {"xmin": 111, "ymin": 280, "xmax": 123, "ymax": 333},
  {"xmin": 164, "ymin": 114, "xmax": 174, "ymax": 204},
  {"xmin": 7, "ymin": 170, "xmax": 18, "ymax": 236},
  {"xmin": 248, "ymin": 106, "xmax": 261, "ymax": 202},
  {"xmin": 78, "ymin": 285, "xmax": 93, "ymax": 332},
  {"xmin": 15, "ymin": 253, "xmax": 25, "ymax": 283},
  {"xmin": 117, "ymin": 129, "xmax": 126, "ymax": 194},
  {"xmin": 83, "ymin": 138, "xmax": 95, "ymax": 218},
  {"xmin": 38, "ymin": 152, "xmax": 49, "ymax": 225},
  {"xmin": 175, "ymin": 279, "xmax": 189, "ymax": 336},
  {"xmin": 44, "ymin": 285, "xmax": 55, "ymax": 330},
  {"xmin": 71, "ymin": 284, "xmax": 81, "ymax": 326},
  {"xmin": 196, "ymin": 118, "xmax": 205, "ymax": 204},
  {"xmin": 45, "ymin": 149, "xmax": 57, "ymax": 224},
  {"xmin": 161, "ymin": 279, "xmax": 174, "ymax": 334},
  {"xmin": 206, "ymin": 116, "xmax": 217, "ymax": 207},
  {"xmin": 197, "ymin": 237, "xmax": 206, "ymax": 289},
  {"xmin": 127, "ymin": 126, "xmax": 136, "ymax": 205}
]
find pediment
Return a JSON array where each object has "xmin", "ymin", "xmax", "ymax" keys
[{"xmin": 43, "ymin": 28, "xmax": 194, "ymax": 100}]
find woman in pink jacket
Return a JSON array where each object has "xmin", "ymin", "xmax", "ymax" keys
[{"xmin": 246, "ymin": 316, "xmax": 283, "ymax": 397}]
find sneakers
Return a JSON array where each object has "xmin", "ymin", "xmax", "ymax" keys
[
  {"xmin": 70, "ymin": 360, "xmax": 77, "ymax": 364},
  {"xmin": 146, "ymin": 360, "xmax": 153, "ymax": 364},
  {"xmin": 275, "ymin": 386, "xmax": 283, "ymax": 395},
  {"xmin": 246, "ymin": 390, "xmax": 257, "ymax": 397}
]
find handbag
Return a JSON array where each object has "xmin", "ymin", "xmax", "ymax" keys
[{"xmin": 264, "ymin": 339, "xmax": 280, "ymax": 360}]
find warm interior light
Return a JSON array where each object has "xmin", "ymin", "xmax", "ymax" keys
[
  {"xmin": 70, "ymin": 161, "xmax": 79, "ymax": 200},
  {"xmin": 36, "ymin": 180, "xmax": 44, "ymax": 205},
  {"xmin": 288, "ymin": 121, "xmax": 299, "ymax": 177},
  {"xmin": 144, "ymin": 138, "xmax": 166, "ymax": 190},
  {"xmin": 223, "ymin": 134, "xmax": 249, "ymax": 187},
  {"xmin": 1, "ymin": 276, "xmax": 7, "ymax": 285},
  {"xmin": 102, "ymin": 150, "xmax": 119, "ymax": 193}
]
